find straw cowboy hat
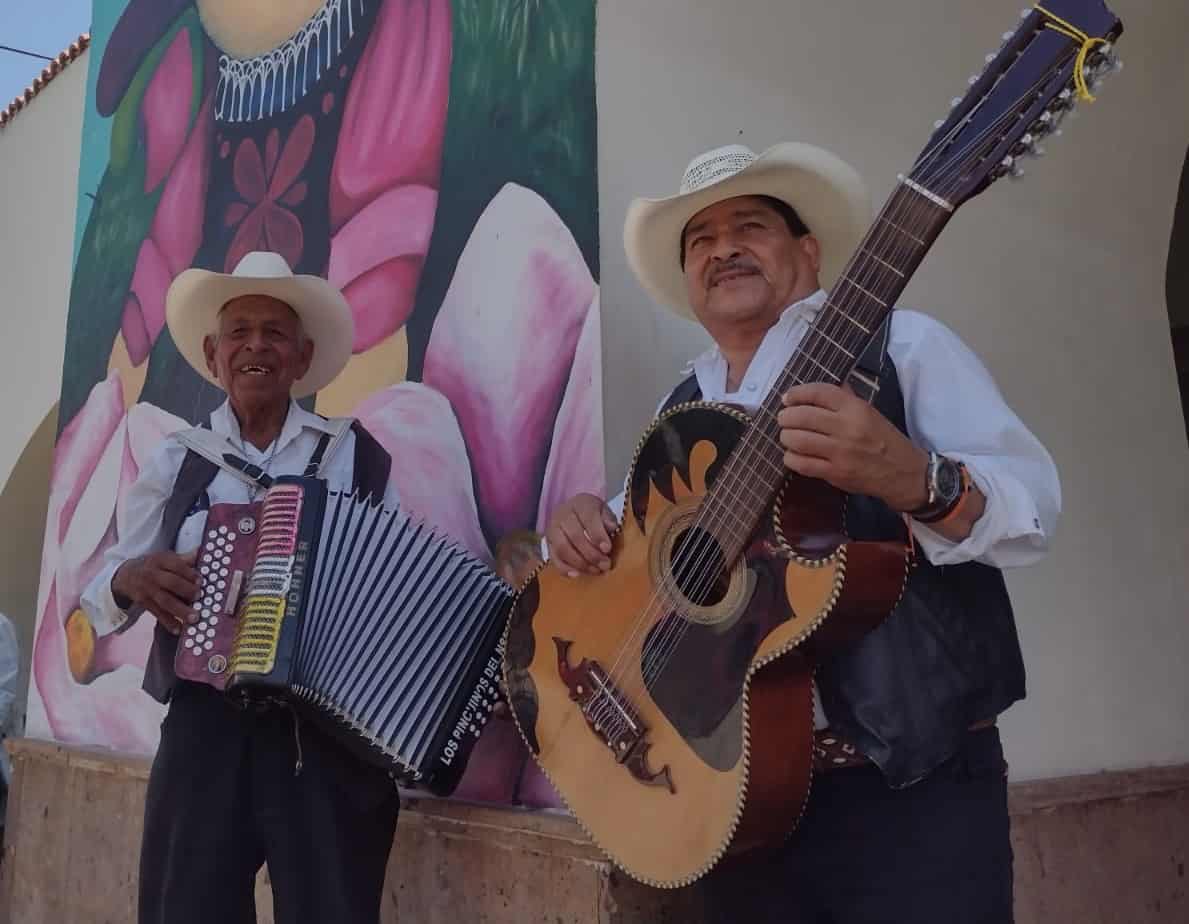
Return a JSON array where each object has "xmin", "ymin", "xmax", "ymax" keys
[
  {"xmin": 623, "ymin": 142, "xmax": 872, "ymax": 320},
  {"xmin": 165, "ymin": 251, "xmax": 354, "ymax": 398}
]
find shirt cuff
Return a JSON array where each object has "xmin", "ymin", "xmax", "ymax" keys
[
  {"xmin": 83, "ymin": 562, "xmax": 142, "ymax": 637},
  {"xmin": 911, "ymin": 456, "xmax": 1051, "ymax": 569}
]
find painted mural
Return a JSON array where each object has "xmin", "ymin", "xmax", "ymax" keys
[{"xmin": 27, "ymin": 0, "xmax": 602, "ymax": 809}]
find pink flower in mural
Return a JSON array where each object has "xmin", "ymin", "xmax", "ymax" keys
[
  {"xmin": 224, "ymin": 115, "xmax": 315, "ymax": 272},
  {"xmin": 29, "ymin": 373, "xmax": 186, "ymax": 752}
]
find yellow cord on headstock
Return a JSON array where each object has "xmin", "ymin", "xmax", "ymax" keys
[{"xmin": 1034, "ymin": 4, "xmax": 1107, "ymax": 102}]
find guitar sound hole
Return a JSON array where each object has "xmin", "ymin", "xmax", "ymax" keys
[{"xmin": 670, "ymin": 527, "xmax": 729, "ymax": 607}]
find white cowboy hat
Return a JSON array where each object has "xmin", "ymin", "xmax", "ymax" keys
[
  {"xmin": 623, "ymin": 142, "xmax": 872, "ymax": 320},
  {"xmin": 165, "ymin": 251, "xmax": 353, "ymax": 398}
]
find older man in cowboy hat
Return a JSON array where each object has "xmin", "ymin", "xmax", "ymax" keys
[
  {"xmin": 544, "ymin": 143, "xmax": 1060, "ymax": 922},
  {"xmin": 82, "ymin": 252, "xmax": 401, "ymax": 924}
]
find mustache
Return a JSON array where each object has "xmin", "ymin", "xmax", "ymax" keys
[{"xmin": 707, "ymin": 258, "xmax": 763, "ymax": 286}]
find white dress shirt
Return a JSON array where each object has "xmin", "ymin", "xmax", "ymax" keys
[
  {"xmin": 83, "ymin": 399, "xmax": 402, "ymax": 637},
  {"xmin": 627, "ymin": 289, "xmax": 1062, "ymax": 569}
]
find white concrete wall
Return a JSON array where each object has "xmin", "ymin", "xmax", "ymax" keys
[
  {"xmin": 3, "ymin": 0, "xmax": 1188, "ymax": 782},
  {"xmin": 0, "ymin": 58, "xmax": 81, "ymax": 488},
  {"xmin": 0, "ymin": 56, "xmax": 85, "ymax": 723},
  {"xmin": 595, "ymin": 0, "xmax": 1189, "ymax": 780}
]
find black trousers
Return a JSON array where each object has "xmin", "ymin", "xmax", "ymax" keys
[
  {"xmin": 700, "ymin": 727, "xmax": 1014, "ymax": 924},
  {"xmin": 139, "ymin": 682, "xmax": 401, "ymax": 924}
]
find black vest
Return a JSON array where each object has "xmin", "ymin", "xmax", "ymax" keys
[
  {"xmin": 660, "ymin": 323, "xmax": 1026, "ymax": 787},
  {"xmin": 140, "ymin": 421, "xmax": 392, "ymax": 704}
]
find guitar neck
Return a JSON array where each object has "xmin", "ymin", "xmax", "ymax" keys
[{"xmin": 706, "ymin": 181, "xmax": 952, "ymax": 562}]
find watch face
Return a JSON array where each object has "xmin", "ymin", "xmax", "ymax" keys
[{"xmin": 935, "ymin": 458, "xmax": 962, "ymax": 504}]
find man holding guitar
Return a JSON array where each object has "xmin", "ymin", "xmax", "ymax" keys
[{"xmin": 542, "ymin": 142, "xmax": 1061, "ymax": 922}]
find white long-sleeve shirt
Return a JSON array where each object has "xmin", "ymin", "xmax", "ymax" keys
[
  {"xmin": 601, "ymin": 289, "xmax": 1061, "ymax": 570},
  {"xmin": 82, "ymin": 399, "xmax": 401, "ymax": 637}
]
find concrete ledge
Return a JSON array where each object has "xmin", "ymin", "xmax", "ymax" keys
[{"xmin": 1, "ymin": 738, "xmax": 1186, "ymax": 922}]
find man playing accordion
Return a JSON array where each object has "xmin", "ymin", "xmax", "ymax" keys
[{"xmin": 82, "ymin": 251, "xmax": 403, "ymax": 924}]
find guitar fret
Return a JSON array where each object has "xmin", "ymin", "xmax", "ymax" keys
[
  {"xmin": 858, "ymin": 246, "xmax": 906, "ymax": 278},
  {"xmin": 877, "ymin": 215, "xmax": 926, "ymax": 247},
  {"xmin": 725, "ymin": 447, "xmax": 785, "ymax": 490},
  {"xmin": 800, "ymin": 352, "xmax": 842, "ymax": 381},
  {"xmin": 826, "ymin": 305, "xmax": 871, "ymax": 334},
  {"xmin": 809, "ymin": 328, "xmax": 855, "ymax": 359},
  {"xmin": 839, "ymin": 275, "xmax": 888, "ymax": 307}
]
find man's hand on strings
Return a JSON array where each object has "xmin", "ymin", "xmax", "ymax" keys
[
  {"xmin": 544, "ymin": 493, "xmax": 618, "ymax": 577},
  {"xmin": 778, "ymin": 383, "xmax": 929, "ymax": 513}
]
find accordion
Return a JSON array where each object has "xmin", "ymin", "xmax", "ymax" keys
[{"xmin": 174, "ymin": 475, "xmax": 513, "ymax": 795}]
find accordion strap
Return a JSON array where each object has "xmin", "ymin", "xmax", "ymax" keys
[
  {"xmin": 304, "ymin": 417, "xmax": 354, "ymax": 478},
  {"xmin": 172, "ymin": 428, "xmax": 273, "ymax": 491}
]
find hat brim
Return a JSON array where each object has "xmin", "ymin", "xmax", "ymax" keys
[
  {"xmin": 164, "ymin": 269, "xmax": 354, "ymax": 398},
  {"xmin": 624, "ymin": 142, "xmax": 872, "ymax": 320}
]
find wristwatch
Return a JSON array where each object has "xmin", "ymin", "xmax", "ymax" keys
[{"xmin": 910, "ymin": 451, "xmax": 968, "ymax": 523}]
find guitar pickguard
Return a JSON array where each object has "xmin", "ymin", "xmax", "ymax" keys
[{"xmin": 625, "ymin": 406, "xmax": 809, "ymax": 771}]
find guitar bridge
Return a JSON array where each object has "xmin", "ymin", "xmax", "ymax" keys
[{"xmin": 553, "ymin": 637, "xmax": 675, "ymax": 793}]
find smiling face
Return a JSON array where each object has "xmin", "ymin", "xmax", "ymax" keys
[
  {"xmin": 681, "ymin": 195, "xmax": 822, "ymax": 337},
  {"xmin": 203, "ymin": 294, "xmax": 314, "ymax": 418}
]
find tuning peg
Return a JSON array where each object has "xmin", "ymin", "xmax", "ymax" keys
[
  {"xmin": 969, "ymin": 74, "xmax": 981, "ymax": 86},
  {"xmin": 986, "ymin": 53, "xmax": 997, "ymax": 64},
  {"xmin": 951, "ymin": 97, "xmax": 963, "ymax": 108},
  {"xmin": 934, "ymin": 119, "xmax": 946, "ymax": 129}
]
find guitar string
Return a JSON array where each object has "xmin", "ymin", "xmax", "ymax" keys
[{"xmin": 587, "ymin": 44, "xmax": 1089, "ymax": 736}]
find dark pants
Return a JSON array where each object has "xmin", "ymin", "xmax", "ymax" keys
[
  {"xmin": 139, "ymin": 682, "xmax": 401, "ymax": 924},
  {"xmin": 701, "ymin": 727, "xmax": 1014, "ymax": 924}
]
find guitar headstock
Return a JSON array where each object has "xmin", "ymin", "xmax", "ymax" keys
[{"xmin": 908, "ymin": 2, "xmax": 1123, "ymax": 209}]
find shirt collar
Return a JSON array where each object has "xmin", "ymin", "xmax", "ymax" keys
[
  {"xmin": 210, "ymin": 398, "xmax": 337, "ymax": 455},
  {"xmin": 691, "ymin": 288, "xmax": 828, "ymax": 369}
]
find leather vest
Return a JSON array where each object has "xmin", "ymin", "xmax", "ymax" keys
[
  {"xmin": 660, "ymin": 324, "xmax": 1026, "ymax": 787},
  {"xmin": 140, "ymin": 421, "xmax": 392, "ymax": 704}
]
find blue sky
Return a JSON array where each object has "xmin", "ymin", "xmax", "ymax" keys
[{"xmin": 0, "ymin": 0, "xmax": 93, "ymax": 107}]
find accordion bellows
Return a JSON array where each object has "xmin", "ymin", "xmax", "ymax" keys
[{"xmin": 192, "ymin": 476, "xmax": 512, "ymax": 795}]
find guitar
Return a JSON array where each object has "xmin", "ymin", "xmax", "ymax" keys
[{"xmin": 504, "ymin": 0, "xmax": 1123, "ymax": 888}]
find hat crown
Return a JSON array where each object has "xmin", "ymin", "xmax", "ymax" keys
[
  {"xmin": 678, "ymin": 144, "xmax": 758, "ymax": 195},
  {"xmin": 231, "ymin": 250, "xmax": 295, "ymax": 280}
]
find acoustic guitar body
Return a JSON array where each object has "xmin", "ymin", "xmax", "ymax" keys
[{"xmin": 504, "ymin": 403, "xmax": 909, "ymax": 887}]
